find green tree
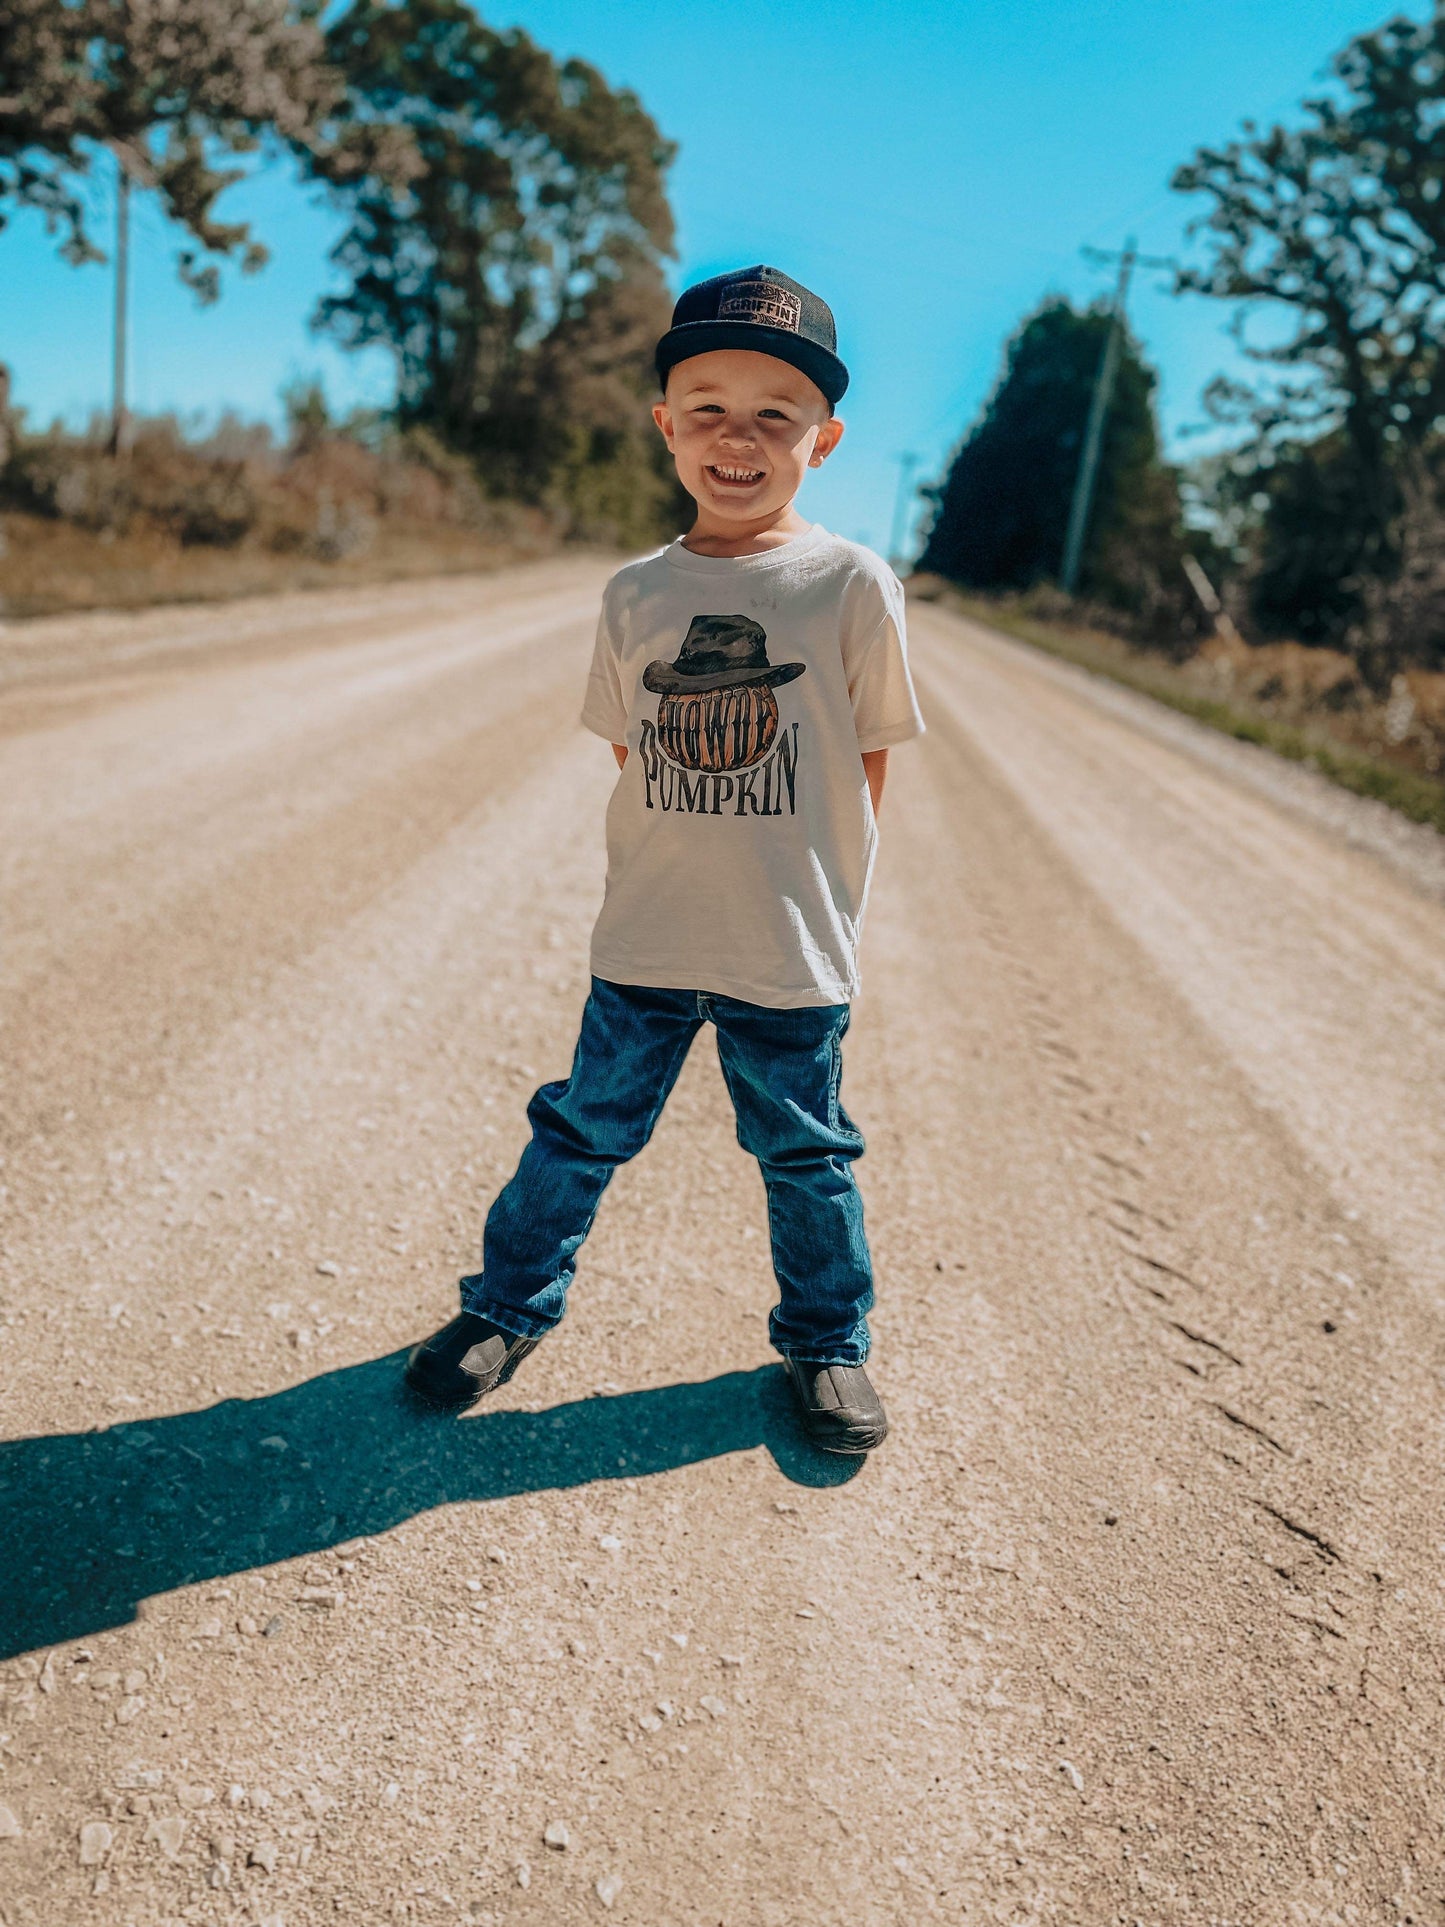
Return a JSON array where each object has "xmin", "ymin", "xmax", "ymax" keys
[
  {"xmin": 1172, "ymin": 8, "xmax": 1445, "ymax": 659},
  {"xmin": 0, "ymin": 0, "xmax": 405, "ymax": 299},
  {"xmin": 310, "ymin": 0, "xmax": 681, "ymax": 542},
  {"xmin": 918, "ymin": 298, "xmax": 1184, "ymax": 626}
]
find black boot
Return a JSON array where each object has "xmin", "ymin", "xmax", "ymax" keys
[
  {"xmin": 784, "ymin": 1357, "xmax": 889, "ymax": 1454},
  {"xmin": 404, "ymin": 1312, "xmax": 538, "ymax": 1411}
]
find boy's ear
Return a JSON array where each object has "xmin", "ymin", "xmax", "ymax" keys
[
  {"xmin": 809, "ymin": 414, "xmax": 845, "ymax": 467},
  {"xmin": 652, "ymin": 400, "xmax": 675, "ymax": 449}
]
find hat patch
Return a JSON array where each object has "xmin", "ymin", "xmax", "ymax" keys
[{"xmin": 717, "ymin": 281, "xmax": 802, "ymax": 332}]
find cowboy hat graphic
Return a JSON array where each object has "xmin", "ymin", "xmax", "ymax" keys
[
  {"xmin": 642, "ymin": 615, "xmax": 805, "ymax": 772},
  {"xmin": 642, "ymin": 614, "xmax": 805, "ymax": 694}
]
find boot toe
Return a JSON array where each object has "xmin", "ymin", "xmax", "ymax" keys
[
  {"xmin": 403, "ymin": 1313, "xmax": 526, "ymax": 1410},
  {"xmin": 786, "ymin": 1360, "xmax": 889, "ymax": 1454},
  {"xmin": 403, "ymin": 1340, "xmax": 480, "ymax": 1409}
]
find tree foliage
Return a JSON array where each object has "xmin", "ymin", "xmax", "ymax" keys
[
  {"xmin": 0, "ymin": 0, "xmax": 407, "ymax": 298},
  {"xmin": 1173, "ymin": 8, "xmax": 1445, "ymax": 658},
  {"xmin": 1240, "ymin": 437, "xmax": 1370, "ymax": 645},
  {"xmin": 917, "ymin": 298, "xmax": 1185, "ymax": 629},
  {"xmin": 309, "ymin": 0, "xmax": 682, "ymax": 542},
  {"xmin": 0, "ymin": 0, "xmax": 690, "ymax": 546},
  {"xmin": 1175, "ymin": 12, "xmax": 1445, "ymax": 470}
]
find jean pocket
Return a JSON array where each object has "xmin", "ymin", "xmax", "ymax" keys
[{"xmin": 827, "ymin": 1031, "xmax": 845, "ymax": 1132}]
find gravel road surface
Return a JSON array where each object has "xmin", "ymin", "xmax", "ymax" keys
[{"xmin": 2, "ymin": 567, "xmax": 1443, "ymax": 1926}]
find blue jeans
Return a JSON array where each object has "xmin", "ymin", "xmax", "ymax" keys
[{"xmin": 461, "ymin": 978, "xmax": 873, "ymax": 1365}]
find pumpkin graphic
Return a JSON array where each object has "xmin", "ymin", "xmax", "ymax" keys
[
  {"xmin": 655, "ymin": 683, "xmax": 778, "ymax": 771},
  {"xmin": 641, "ymin": 614, "xmax": 805, "ymax": 774}
]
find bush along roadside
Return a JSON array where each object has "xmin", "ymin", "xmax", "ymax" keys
[
  {"xmin": 0, "ymin": 405, "xmax": 559, "ymax": 618},
  {"xmin": 926, "ymin": 584, "xmax": 1445, "ymax": 838}
]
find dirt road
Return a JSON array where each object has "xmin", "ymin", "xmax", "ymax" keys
[{"xmin": 2, "ymin": 564, "xmax": 1443, "ymax": 1926}]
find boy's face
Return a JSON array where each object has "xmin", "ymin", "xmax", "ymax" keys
[{"xmin": 653, "ymin": 350, "xmax": 845, "ymax": 526}]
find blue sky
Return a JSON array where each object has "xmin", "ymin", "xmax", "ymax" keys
[{"xmin": 0, "ymin": 0, "xmax": 1414, "ymax": 555}]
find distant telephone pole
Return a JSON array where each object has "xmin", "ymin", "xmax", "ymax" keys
[
  {"xmin": 1059, "ymin": 237, "xmax": 1172, "ymax": 596},
  {"xmin": 889, "ymin": 451, "xmax": 920, "ymax": 570},
  {"xmin": 108, "ymin": 157, "xmax": 131, "ymax": 459}
]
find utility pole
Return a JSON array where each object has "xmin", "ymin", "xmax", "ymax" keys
[
  {"xmin": 109, "ymin": 158, "xmax": 131, "ymax": 459},
  {"xmin": 889, "ymin": 451, "xmax": 920, "ymax": 570},
  {"xmin": 1059, "ymin": 237, "xmax": 1172, "ymax": 596}
]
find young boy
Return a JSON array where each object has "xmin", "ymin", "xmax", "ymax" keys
[{"xmin": 405, "ymin": 265, "xmax": 923, "ymax": 1453}]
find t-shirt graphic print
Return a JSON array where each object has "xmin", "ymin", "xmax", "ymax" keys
[
  {"xmin": 580, "ymin": 525, "xmax": 924, "ymax": 1009},
  {"xmin": 638, "ymin": 612, "xmax": 805, "ymax": 819}
]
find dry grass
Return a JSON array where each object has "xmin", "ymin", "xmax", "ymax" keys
[{"xmin": 0, "ymin": 413, "xmax": 570, "ymax": 620}]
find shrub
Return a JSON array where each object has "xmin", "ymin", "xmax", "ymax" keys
[{"xmin": 0, "ymin": 406, "xmax": 505, "ymax": 557}]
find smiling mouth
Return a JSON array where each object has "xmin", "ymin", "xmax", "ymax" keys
[{"xmin": 707, "ymin": 463, "xmax": 767, "ymax": 487}]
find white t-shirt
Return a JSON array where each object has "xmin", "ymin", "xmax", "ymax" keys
[{"xmin": 579, "ymin": 524, "xmax": 924, "ymax": 1008}]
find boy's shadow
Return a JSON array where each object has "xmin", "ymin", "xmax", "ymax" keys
[{"xmin": 0, "ymin": 1359, "xmax": 860, "ymax": 1660}]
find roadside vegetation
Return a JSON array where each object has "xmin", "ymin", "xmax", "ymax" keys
[
  {"xmin": 0, "ymin": 380, "xmax": 562, "ymax": 617},
  {"xmin": 918, "ymin": 8, "xmax": 1445, "ymax": 831},
  {"xmin": 0, "ymin": 0, "xmax": 685, "ymax": 616},
  {"xmin": 923, "ymin": 583, "xmax": 1445, "ymax": 835}
]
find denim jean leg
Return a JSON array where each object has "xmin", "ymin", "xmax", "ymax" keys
[
  {"xmin": 461, "ymin": 979, "xmax": 702, "ymax": 1338},
  {"xmin": 711, "ymin": 996, "xmax": 873, "ymax": 1365}
]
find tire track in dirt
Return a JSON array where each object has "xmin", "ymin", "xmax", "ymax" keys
[
  {"xmin": 902, "ymin": 623, "xmax": 1445, "ymax": 1917},
  {"xmin": 0, "ymin": 585, "xmax": 605, "ymax": 1225},
  {"xmin": 0, "ymin": 561, "xmax": 600, "ymax": 724},
  {"xmin": 0, "ymin": 586, "xmax": 600, "ymax": 965},
  {"xmin": 912, "ymin": 607, "xmax": 1445, "ymax": 1308}
]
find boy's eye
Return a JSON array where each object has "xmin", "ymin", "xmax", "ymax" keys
[
  {"xmin": 758, "ymin": 408, "xmax": 790, "ymax": 420},
  {"xmin": 693, "ymin": 403, "xmax": 725, "ymax": 414}
]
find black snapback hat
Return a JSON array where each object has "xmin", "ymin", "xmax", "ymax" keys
[{"xmin": 655, "ymin": 265, "xmax": 849, "ymax": 407}]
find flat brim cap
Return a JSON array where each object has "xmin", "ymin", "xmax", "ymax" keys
[{"xmin": 655, "ymin": 265, "xmax": 849, "ymax": 406}]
